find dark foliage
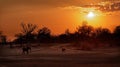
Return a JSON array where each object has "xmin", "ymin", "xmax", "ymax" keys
[
  {"xmin": 0, "ymin": 31, "xmax": 7, "ymax": 45},
  {"xmin": 8, "ymin": 22, "xmax": 120, "ymax": 48},
  {"xmin": 37, "ymin": 27, "xmax": 51, "ymax": 43},
  {"xmin": 13, "ymin": 23, "xmax": 37, "ymax": 44}
]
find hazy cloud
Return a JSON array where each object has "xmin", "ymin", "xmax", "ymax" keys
[
  {"xmin": 0, "ymin": 0, "xmax": 120, "ymax": 12},
  {"xmin": 0, "ymin": 0, "xmax": 102, "ymax": 8}
]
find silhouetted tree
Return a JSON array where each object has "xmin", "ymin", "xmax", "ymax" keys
[
  {"xmin": 21, "ymin": 23, "xmax": 37, "ymax": 35},
  {"xmin": 58, "ymin": 34, "xmax": 67, "ymax": 43},
  {"xmin": 0, "ymin": 31, "xmax": 7, "ymax": 45},
  {"xmin": 93, "ymin": 27, "xmax": 112, "ymax": 47},
  {"xmin": 76, "ymin": 21, "xmax": 94, "ymax": 41},
  {"xmin": 14, "ymin": 23, "xmax": 37, "ymax": 44},
  {"xmin": 64, "ymin": 29, "xmax": 71, "ymax": 42},
  {"xmin": 0, "ymin": 31, "xmax": 2, "ymax": 43},
  {"xmin": 95, "ymin": 27, "xmax": 111, "ymax": 41},
  {"xmin": 0, "ymin": 31, "xmax": 2, "ymax": 35},
  {"xmin": 65, "ymin": 29, "xmax": 71, "ymax": 35},
  {"xmin": 14, "ymin": 33, "xmax": 24, "ymax": 44},
  {"xmin": 113, "ymin": 25, "xmax": 120, "ymax": 38},
  {"xmin": 58, "ymin": 29, "xmax": 76, "ymax": 43},
  {"xmin": 113, "ymin": 25, "xmax": 120, "ymax": 46},
  {"xmin": 37, "ymin": 27, "xmax": 51, "ymax": 43},
  {"xmin": 12, "ymin": 21, "xmax": 120, "ymax": 48}
]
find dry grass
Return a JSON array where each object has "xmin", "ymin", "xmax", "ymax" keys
[{"xmin": 0, "ymin": 43, "xmax": 120, "ymax": 67}]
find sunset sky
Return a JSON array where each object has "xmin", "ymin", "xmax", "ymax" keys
[{"xmin": 0, "ymin": 0, "xmax": 120, "ymax": 40}]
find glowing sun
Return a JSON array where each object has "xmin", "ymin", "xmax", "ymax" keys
[{"xmin": 87, "ymin": 12, "xmax": 95, "ymax": 18}]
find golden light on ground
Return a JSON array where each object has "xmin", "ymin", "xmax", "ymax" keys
[{"xmin": 87, "ymin": 11, "xmax": 95, "ymax": 18}]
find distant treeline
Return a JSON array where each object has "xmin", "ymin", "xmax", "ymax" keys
[{"xmin": 0, "ymin": 22, "xmax": 120, "ymax": 47}]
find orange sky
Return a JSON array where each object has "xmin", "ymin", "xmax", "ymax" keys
[{"xmin": 0, "ymin": 0, "xmax": 120, "ymax": 40}]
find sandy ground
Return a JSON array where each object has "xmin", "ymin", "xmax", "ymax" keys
[{"xmin": 0, "ymin": 43, "xmax": 120, "ymax": 67}]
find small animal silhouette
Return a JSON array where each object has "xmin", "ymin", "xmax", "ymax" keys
[
  {"xmin": 62, "ymin": 48, "xmax": 66, "ymax": 52},
  {"xmin": 22, "ymin": 46, "xmax": 31, "ymax": 54}
]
